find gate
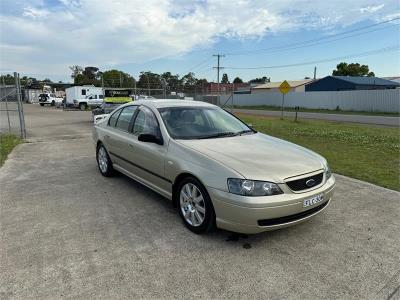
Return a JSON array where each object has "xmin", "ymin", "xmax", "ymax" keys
[{"xmin": 0, "ymin": 72, "xmax": 26, "ymax": 139}]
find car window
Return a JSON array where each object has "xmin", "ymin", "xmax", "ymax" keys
[
  {"xmin": 158, "ymin": 106, "xmax": 251, "ymax": 139},
  {"xmin": 115, "ymin": 106, "xmax": 137, "ymax": 131},
  {"xmin": 108, "ymin": 109, "xmax": 122, "ymax": 127},
  {"xmin": 132, "ymin": 106, "xmax": 160, "ymax": 136},
  {"xmin": 99, "ymin": 95, "xmax": 104, "ymax": 99}
]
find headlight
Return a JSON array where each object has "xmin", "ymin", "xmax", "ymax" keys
[
  {"xmin": 325, "ymin": 164, "xmax": 332, "ymax": 179},
  {"xmin": 227, "ymin": 179, "xmax": 283, "ymax": 196}
]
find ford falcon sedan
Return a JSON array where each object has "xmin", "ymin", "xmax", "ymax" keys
[{"xmin": 93, "ymin": 100, "xmax": 335, "ymax": 234}]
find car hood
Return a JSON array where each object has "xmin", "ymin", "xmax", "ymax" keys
[{"xmin": 177, "ymin": 133, "xmax": 325, "ymax": 183}]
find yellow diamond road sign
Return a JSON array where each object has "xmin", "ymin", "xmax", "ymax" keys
[{"xmin": 279, "ymin": 80, "xmax": 291, "ymax": 94}]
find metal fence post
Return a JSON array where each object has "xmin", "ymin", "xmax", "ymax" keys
[
  {"xmin": 2, "ymin": 76, "xmax": 12, "ymax": 133},
  {"xmin": 14, "ymin": 72, "xmax": 26, "ymax": 139}
]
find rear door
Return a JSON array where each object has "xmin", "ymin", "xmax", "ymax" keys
[{"xmin": 105, "ymin": 105, "xmax": 138, "ymax": 171}]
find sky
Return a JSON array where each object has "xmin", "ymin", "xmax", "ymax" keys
[{"xmin": 0, "ymin": 0, "xmax": 399, "ymax": 83}]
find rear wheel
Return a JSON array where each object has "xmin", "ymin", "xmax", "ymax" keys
[
  {"xmin": 96, "ymin": 144, "xmax": 114, "ymax": 177},
  {"xmin": 177, "ymin": 177, "xmax": 215, "ymax": 234},
  {"xmin": 51, "ymin": 100, "xmax": 55, "ymax": 106},
  {"xmin": 40, "ymin": 103, "xmax": 44, "ymax": 106},
  {"xmin": 79, "ymin": 103, "xmax": 87, "ymax": 111}
]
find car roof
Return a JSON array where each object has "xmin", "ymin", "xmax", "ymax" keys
[{"xmin": 132, "ymin": 99, "xmax": 216, "ymax": 109}]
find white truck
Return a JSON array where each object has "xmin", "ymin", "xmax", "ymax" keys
[
  {"xmin": 38, "ymin": 93, "xmax": 64, "ymax": 106},
  {"xmin": 65, "ymin": 86, "xmax": 104, "ymax": 110},
  {"xmin": 72, "ymin": 94, "xmax": 104, "ymax": 110}
]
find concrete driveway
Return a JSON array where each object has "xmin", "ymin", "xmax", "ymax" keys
[{"xmin": 1, "ymin": 104, "xmax": 399, "ymax": 299}]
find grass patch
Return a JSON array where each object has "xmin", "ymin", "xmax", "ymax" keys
[
  {"xmin": 0, "ymin": 134, "xmax": 22, "ymax": 166},
  {"xmin": 236, "ymin": 113, "xmax": 400, "ymax": 191},
  {"xmin": 231, "ymin": 105, "xmax": 399, "ymax": 117}
]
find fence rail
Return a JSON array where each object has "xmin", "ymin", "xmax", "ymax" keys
[{"xmin": 217, "ymin": 89, "xmax": 400, "ymax": 113}]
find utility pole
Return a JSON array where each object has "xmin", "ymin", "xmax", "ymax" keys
[
  {"xmin": 313, "ymin": 66, "xmax": 317, "ymax": 80},
  {"xmin": 213, "ymin": 54, "xmax": 225, "ymax": 106},
  {"xmin": 146, "ymin": 73, "xmax": 150, "ymax": 96}
]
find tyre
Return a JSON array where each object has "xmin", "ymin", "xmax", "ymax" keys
[
  {"xmin": 40, "ymin": 103, "xmax": 44, "ymax": 106},
  {"xmin": 176, "ymin": 177, "xmax": 215, "ymax": 234},
  {"xmin": 79, "ymin": 103, "xmax": 87, "ymax": 111},
  {"xmin": 51, "ymin": 100, "xmax": 55, "ymax": 106},
  {"xmin": 96, "ymin": 144, "xmax": 114, "ymax": 177}
]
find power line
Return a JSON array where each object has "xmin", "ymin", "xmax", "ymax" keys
[
  {"xmin": 225, "ymin": 17, "xmax": 400, "ymax": 56},
  {"xmin": 224, "ymin": 45, "xmax": 399, "ymax": 70},
  {"xmin": 230, "ymin": 23, "xmax": 400, "ymax": 57},
  {"xmin": 183, "ymin": 57, "xmax": 215, "ymax": 74}
]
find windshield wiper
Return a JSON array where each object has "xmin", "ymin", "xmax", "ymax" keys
[
  {"xmin": 237, "ymin": 129, "xmax": 255, "ymax": 135},
  {"xmin": 198, "ymin": 132, "xmax": 239, "ymax": 139}
]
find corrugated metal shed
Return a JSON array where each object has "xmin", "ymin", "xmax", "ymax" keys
[{"xmin": 305, "ymin": 76, "xmax": 399, "ymax": 91}]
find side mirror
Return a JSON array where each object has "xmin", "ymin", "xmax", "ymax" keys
[{"xmin": 138, "ymin": 133, "xmax": 163, "ymax": 145}]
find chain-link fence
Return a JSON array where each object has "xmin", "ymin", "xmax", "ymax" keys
[{"xmin": 0, "ymin": 73, "xmax": 26, "ymax": 139}]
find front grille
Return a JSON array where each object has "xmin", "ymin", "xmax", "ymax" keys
[
  {"xmin": 286, "ymin": 172, "xmax": 323, "ymax": 191},
  {"xmin": 257, "ymin": 200, "xmax": 329, "ymax": 226}
]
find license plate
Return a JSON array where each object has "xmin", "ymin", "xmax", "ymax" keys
[{"xmin": 303, "ymin": 193, "xmax": 324, "ymax": 207}]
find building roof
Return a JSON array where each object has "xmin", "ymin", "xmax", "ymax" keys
[
  {"xmin": 382, "ymin": 76, "xmax": 400, "ymax": 83},
  {"xmin": 330, "ymin": 76, "xmax": 400, "ymax": 86},
  {"xmin": 252, "ymin": 79, "xmax": 314, "ymax": 89}
]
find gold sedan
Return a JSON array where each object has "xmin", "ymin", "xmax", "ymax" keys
[{"xmin": 93, "ymin": 100, "xmax": 335, "ymax": 234}]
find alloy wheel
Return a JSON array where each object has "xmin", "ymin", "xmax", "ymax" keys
[
  {"xmin": 179, "ymin": 183, "xmax": 206, "ymax": 227},
  {"xmin": 97, "ymin": 146, "xmax": 108, "ymax": 174}
]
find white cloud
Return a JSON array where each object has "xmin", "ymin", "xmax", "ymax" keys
[
  {"xmin": 0, "ymin": 0, "xmax": 398, "ymax": 77},
  {"xmin": 360, "ymin": 4, "xmax": 385, "ymax": 13}
]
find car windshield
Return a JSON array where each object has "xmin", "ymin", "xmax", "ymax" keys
[{"xmin": 158, "ymin": 106, "xmax": 254, "ymax": 139}]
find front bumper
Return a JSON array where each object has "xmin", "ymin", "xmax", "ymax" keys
[{"xmin": 208, "ymin": 176, "xmax": 335, "ymax": 234}]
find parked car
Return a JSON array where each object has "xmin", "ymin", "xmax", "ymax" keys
[
  {"xmin": 93, "ymin": 100, "xmax": 335, "ymax": 234},
  {"xmin": 38, "ymin": 93, "xmax": 63, "ymax": 106},
  {"xmin": 73, "ymin": 94, "xmax": 103, "ymax": 110}
]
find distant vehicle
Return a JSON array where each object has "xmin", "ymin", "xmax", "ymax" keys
[
  {"xmin": 73, "ymin": 94, "xmax": 104, "ymax": 110},
  {"xmin": 92, "ymin": 88, "xmax": 134, "ymax": 119},
  {"xmin": 38, "ymin": 93, "xmax": 63, "ymax": 106},
  {"xmin": 137, "ymin": 95, "xmax": 156, "ymax": 100},
  {"xmin": 65, "ymin": 85, "xmax": 103, "ymax": 107}
]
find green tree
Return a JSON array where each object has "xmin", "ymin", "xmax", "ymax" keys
[
  {"xmin": 102, "ymin": 69, "xmax": 135, "ymax": 88},
  {"xmin": 332, "ymin": 62, "xmax": 375, "ymax": 77},
  {"xmin": 69, "ymin": 65, "xmax": 83, "ymax": 80},
  {"xmin": 161, "ymin": 72, "xmax": 180, "ymax": 91},
  {"xmin": 180, "ymin": 72, "xmax": 197, "ymax": 91},
  {"xmin": 233, "ymin": 77, "xmax": 243, "ymax": 83},
  {"xmin": 137, "ymin": 71, "xmax": 162, "ymax": 90},
  {"xmin": 249, "ymin": 76, "xmax": 270, "ymax": 84},
  {"xmin": 221, "ymin": 73, "xmax": 229, "ymax": 84}
]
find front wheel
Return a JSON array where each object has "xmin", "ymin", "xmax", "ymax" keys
[
  {"xmin": 51, "ymin": 100, "xmax": 55, "ymax": 106},
  {"xmin": 79, "ymin": 103, "xmax": 87, "ymax": 111},
  {"xmin": 96, "ymin": 144, "xmax": 114, "ymax": 177},
  {"xmin": 40, "ymin": 103, "xmax": 44, "ymax": 106},
  {"xmin": 177, "ymin": 177, "xmax": 215, "ymax": 234}
]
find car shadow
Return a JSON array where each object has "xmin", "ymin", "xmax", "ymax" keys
[{"xmin": 107, "ymin": 171, "xmax": 316, "ymax": 250}]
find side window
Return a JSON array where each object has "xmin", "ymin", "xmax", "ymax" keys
[
  {"xmin": 108, "ymin": 109, "xmax": 122, "ymax": 127},
  {"xmin": 99, "ymin": 95, "xmax": 104, "ymax": 99},
  {"xmin": 94, "ymin": 95, "xmax": 97, "ymax": 99},
  {"xmin": 115, "ymin": 106, "xmax": 137, "ymax": 132},
  {"xmin": 82, "ymin": 89, "xmax": 86, "ymax": 96},
  {"xmin": 132, "ymin": 106, "xmax": 160, "ymax": 136}
]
